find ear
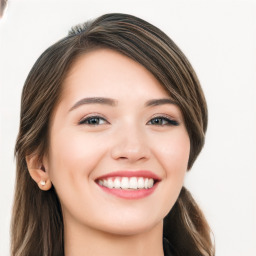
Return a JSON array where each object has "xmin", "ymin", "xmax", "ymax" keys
[{"xmin": 26, "ymin": 154, "xmax": 52, "ymax": 191}]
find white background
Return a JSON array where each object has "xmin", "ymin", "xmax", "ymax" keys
[{"xmin": 0, "ymin": 0, "xmax": 256, "ymax": 255}]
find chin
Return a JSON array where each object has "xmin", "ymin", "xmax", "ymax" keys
[{"xmin": 94, "ymin": 214, "xmax": 163, "ymax": 236}]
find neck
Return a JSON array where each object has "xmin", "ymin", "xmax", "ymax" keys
[{"xmin": 64, "ymin": 219, "xmax": 164, "ymax": 256}]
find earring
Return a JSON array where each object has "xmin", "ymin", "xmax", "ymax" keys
[{"xmin": 40, "ymin": 180, "xmax": 46, "ymax": 186}]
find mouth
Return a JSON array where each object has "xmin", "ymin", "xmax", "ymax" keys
[
  {"xmin": 95, "ymin": 170, "xmax": 161, "ymax": 199},
  {"xmin": 97, "ymin": 177, "xmax": 155, "ymax": 190}
]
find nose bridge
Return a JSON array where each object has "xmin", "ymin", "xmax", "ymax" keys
[{"xmin": 111, "ymin": 120, "xmax": 149, "ymax": 162}]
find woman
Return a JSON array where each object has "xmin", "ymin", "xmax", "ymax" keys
[{"xmin": 11, "ymin": 13, "xmax": 214, "ymax": 256}]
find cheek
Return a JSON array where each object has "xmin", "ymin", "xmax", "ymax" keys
[
  {"xmin": 145, "ymin": 130, "xmax": 190, "ymax": 221},
  {"xmin": 154, "ymin": 130, "xmax": 190, "ymax": 176},
  {"xmin": 47, "ymin": 129, "xmax": 106, "ymax": 184},
  {"xmin": 156, "ymin": 131, "xmax": 190, "ymax": 212}
]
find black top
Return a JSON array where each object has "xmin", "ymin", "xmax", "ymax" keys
[{"xmin": 163, "ymin": 237, "xmax": 176, "ymax": 256}]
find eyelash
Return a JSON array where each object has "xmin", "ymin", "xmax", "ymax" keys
[
  {"xmin": 146, "ymin": 116, "xmax": 179, "ymax": 126},
  {"xmin": 79, "ymin": 115, "xmax": 179, "ymax": 126},
  {"xmin": 79, "ymin": 115, "xmax": 109, "ymax": 125}
]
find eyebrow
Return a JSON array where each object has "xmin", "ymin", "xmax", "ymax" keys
[
  {"xmin": 145, "ymin": 98, "xmax": 177, "ymax": 107},
  {"xmin": 69, "ymin": 97, "xmax": 117, "ymax": 111},
  {"xmin": 69, "ymin": 97, "xmax": 177, "ymax": 111}
]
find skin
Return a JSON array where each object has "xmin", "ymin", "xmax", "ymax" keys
[{"xmin": 27, "ymin": 48, "xmax": 190, "ymax": 256}]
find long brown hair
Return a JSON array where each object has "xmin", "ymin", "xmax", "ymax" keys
[{"xmin": 12, "ymin": 13, "xmax": 214, "ymax": 256}]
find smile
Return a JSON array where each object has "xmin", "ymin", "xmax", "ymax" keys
[
  {"xmin": 97, "ymin": 177, "xmax": 154, "ymax": 190},
  {"xmin": 95, "ymin": 170, "xmax": 160, "ymax": 199}
]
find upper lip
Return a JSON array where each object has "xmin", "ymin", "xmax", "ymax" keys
[{"xmin": 95, "ymin": 170, "xmax": 161, "ymax": 181}]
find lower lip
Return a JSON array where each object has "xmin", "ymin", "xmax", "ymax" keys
[{"xmin": 96, "ymin": 183, "xmax": 159, "ymax": 199}]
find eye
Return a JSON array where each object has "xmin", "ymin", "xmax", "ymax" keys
[
  {"xmin": 79, "ymin": 116, "xmax": 109, "ymax": 126},
  {"xmin": 147, "ymin": 116, "xmax": 179, "ymax": 126}
]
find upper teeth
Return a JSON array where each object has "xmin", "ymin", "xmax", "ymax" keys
[{"xmin": 98, "ymin": 177, "xmax": 154, "ymax": 190}]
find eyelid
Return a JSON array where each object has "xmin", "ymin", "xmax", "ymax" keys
[{"xmin": 150, "ymin": 113, "xmax": 176, "ymax": 119}]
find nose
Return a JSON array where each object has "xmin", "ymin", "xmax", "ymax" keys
[{"xmin": 110, "ymin": 125, "xmax": 150, "ymax": 163}]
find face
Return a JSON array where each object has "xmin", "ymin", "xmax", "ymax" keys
[{"xmin": 44, "ymin": 48, "xmax": 190, "ymax": 235}]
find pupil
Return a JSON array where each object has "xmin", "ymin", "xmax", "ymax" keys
[
  {"xmin": 153, "ymin": 118, "xmax": 161, "ymax": 124},
  {"xmin": 90, "ymin": 118, "xmax": 98, "ymax": 124}
]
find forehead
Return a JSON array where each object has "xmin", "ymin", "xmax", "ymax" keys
[{"xmin": 61, "ymin": 48, "xmax": 170, "ymax": 100}]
